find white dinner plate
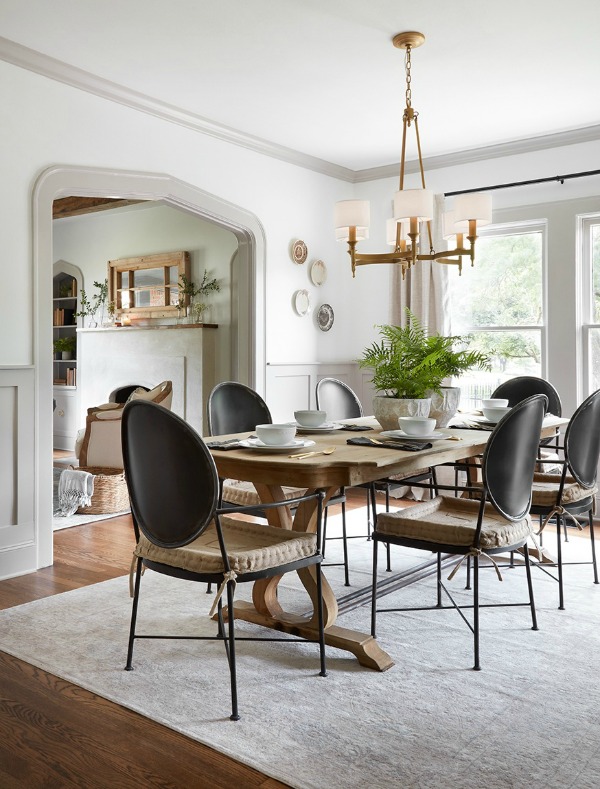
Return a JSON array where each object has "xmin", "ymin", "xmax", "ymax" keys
[
  {"xmin": 239, "ymin": 438, "xmax": 316, "ymax": 453},
  {"xmin": 380, "ymin": 429, "xmax": 447, "ymax": 441},
  {"xmin": 290, "ymin": 421, "xmax": 342, "ymax": 433}
]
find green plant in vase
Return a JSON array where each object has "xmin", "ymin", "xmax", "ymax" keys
[
  {"xmin": 53, "ymin": 336, "xmax": 76, "ymax": 359},
  {"xmin": 75, "ymin": 279, "xmax": 108, "ymax": 327},
  {"xmin": 179, "ymin": 272, "xmax": 220, "ymax": 322},
  {"xmin": 358, "ymin": 310, "xmax": 491, "ymax": 428}
]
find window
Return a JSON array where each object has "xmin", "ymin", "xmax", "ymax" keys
[
  {"xmin": 108, "ymin": 251, "xmax": 190, "ymax": 318},
  {"xmin": 448, "ymin": 222, "xmax": 546, "ymax": 408},
  {"xmin": 581, "ymin": 216, "xmax": 600, "ymax": 394}
]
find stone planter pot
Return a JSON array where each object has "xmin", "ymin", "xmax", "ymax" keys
[
  {"xmin": 426, "ymin": 386, "xmax": 461, "ymax": 428},
  {"xmin": 61, "ymin": 351, "xmax": 73, "ymax": 360},
  {"xmin": 372, "ymin": 396, "xmax": 431, "ymax": 431}
]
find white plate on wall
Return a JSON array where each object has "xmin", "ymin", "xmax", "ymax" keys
[
  {"xmin": 293, "ymin": 289, "xmax": 311, "ymax": 316},
  {"xmin": 380, "ymin": 429, "xmax": 447, "ymax": 441},
  {"xmin": 240, "ymin": 438, "xmax": 316, "ymax": 453},
  {"xmin": 310, "ymin": 259, "xmax": 327, "ymax": 286}
]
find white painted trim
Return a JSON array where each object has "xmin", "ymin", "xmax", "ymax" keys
[
  {"xmin": 33, "ymin": 164, "xmax": 266, "ymax": 568},
  {"xmin": 0, "ymin": 37, "xmax": 354, "ymax": 183},
  {"xmin": 2, "ymin": 36, "xmax": 599, "ymax": 185}
]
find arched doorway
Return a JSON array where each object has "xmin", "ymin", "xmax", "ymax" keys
[{"xmin": 34, "ymin": 165, "xmax": 266, "ymax": 568}]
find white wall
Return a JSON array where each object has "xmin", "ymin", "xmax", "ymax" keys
[{"xmin": 53, "ymin": 203, "xmax": 238, "ymax": 389}]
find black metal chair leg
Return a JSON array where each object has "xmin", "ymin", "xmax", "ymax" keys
[
  {"xmin": 509, "ymin": 551, "xmax": 515, "ymax": 568},
  {"xmin": 125, "ymin": 557, "xmax": 143, "ymax": 671},
  {"xmin": 315, "ymin": 563, "xmax": 328, "ymax": 677},
  {"xmin": 473, "ymin": 554, "xmax": 481, "ymax": 671},
  {"xmin": 340, "ymin": 498, "xmax": 350, "ymax": 586},
  {"xmin": 366, "ymin": 488, "xmax": 372, "ymax": 540},
  {"xmin": 226, "ymin": 580, "xmax": 240, "ymax": 721},
  {"xmin": 371, "ymin": 538, "xmax": 379, "ymax": 639},
  {"xmin": 523, "ymin": 544, "xmax": 538, "ymax": 631},
  {"xmin": 385, "ymin": 485, "xmax": 392, "ymax": 572},
  {"xmin": 465, "ymin": 554, "xmax": 471, "ymax": 590},
  {"xmin": 589, "ymin": 511, "xmax": 599, "ymax": 584},
  {"xmin": 322, "ymin": 509, "xmax": 328, "ymax": 559},
  {"xmin": 436, "ymin": 552, "xmax": 442, "ymax": 607},
  {"xmin": 556, "ymin": 514, "xmax": 565, "ymax": 610}
]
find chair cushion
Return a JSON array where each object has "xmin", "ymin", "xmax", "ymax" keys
[
  {"xmin": 375, "ymin": 496, "xmax": 532, "ymax": 550},
  {"xmin": 530, "ymin": 473, "xmax": 598, "ymax": 507},
  {"xmin": 222, "ymin": 479, "xmax": 307, "ymax": 507},
  {"xmin": 134, "ymin": 516, "xmax": 317, "ymax": 575}
]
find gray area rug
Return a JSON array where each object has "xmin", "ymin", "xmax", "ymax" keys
[
  {"xmin": 2, "ymin": 510, "xmax": 600, "ymax": 789},
  {"xmin": 53, "ymin": 466, "xmax": 130, "ymax": 530}
]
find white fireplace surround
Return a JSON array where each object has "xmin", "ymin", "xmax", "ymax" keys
[{"xmin": 77, "ymin": 325, "xmax": 217, "ymax": 436}]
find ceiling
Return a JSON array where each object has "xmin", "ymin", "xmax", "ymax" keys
[{"xmin": 2, "ymin": 0, "xmax": 600, "ymax": 172}]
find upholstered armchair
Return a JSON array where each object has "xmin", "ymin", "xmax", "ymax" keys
[{"xmin": 75, "ymin": 381, "xmax": 173, "ymax": 469}]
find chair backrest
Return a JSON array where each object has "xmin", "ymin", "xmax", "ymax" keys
[
  {"xmin": 564, "ymin": 389, "xmax": 600, "ymax": 489},
  {"xmin": 492, "ymin": 376, "xmax": 562, "ymax": 417},
  {"xmin": 315, "ymin": 378, "xmax": 363, "ymax": 420},
  {"xmin": 122, "ymin": 400, "xmax": 219, "ymax": 548},
  {"xmin": 110, "ymin": 384, "xmax": 150, "ymax": 403},
  {"xmin": 207, "ymin": 381, "xmax": 272, "ymax": 436},
  {"xmin": 482, "ymin": 394, "xmax": 548, "ymax": 522}
]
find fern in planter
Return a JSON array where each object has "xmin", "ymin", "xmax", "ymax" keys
[{"xmin": 359, "ymin": 311, "xmax": 491, "ymax": 400}]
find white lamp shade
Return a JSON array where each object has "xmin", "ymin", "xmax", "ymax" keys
[
  {"xmin": 393, "ymin": 189, "xmax": 434, "ymax": 221},
  {"xmin": 336, "ymin": 226, "xmax": 369, "ymax": 242},
  {"xmin": 453, "ymin": 192, "xmax": 492, "ymax": 226},
  {"xmin": 386, "ymin": 218, "xmax": 406, "ymax": 245},
  {"xmin": 442, "ymin": 210, "xmax": 468, "ymax": 239},
  {"xmin": 334, "ymin": 200, "xmax": 370, "ymax": 229}
]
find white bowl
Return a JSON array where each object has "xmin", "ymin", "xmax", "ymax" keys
[
  {"xmin": 398, "ymin": 416, "xmax": 437, "ymax": 436},
  {"xmin": 482, "ymin": 406, "xmax": 512, "ymax": 423},
  {"xmin": 481, "ymin": 398, "xmax": 509, "ymax": 409},
  {"xmin": 294, "ymin": 409, "xmax": 327, "ymax": 428},
  {"xmin": 256, "ymin": 423, "xmax": 297, "ymax": 445}
]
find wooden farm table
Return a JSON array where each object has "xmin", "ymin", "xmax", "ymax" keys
[{"xmin": 208, "ymin": 415, "xmax": 566, "ymax": 671}]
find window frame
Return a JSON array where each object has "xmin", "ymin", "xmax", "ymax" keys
[{"xmin": 579, "ymin": 213, "xmax": 600, "ymax": 396}]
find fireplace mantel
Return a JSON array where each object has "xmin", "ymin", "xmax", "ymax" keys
[{"xmin": 77, "ymin": 324, "xmax": 217, "ymax": 435}]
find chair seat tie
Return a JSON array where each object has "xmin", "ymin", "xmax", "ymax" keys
[
  {"xmin": 128, "ymin": 552, "xmax": 146, "ymax": 598},
  {"xmin": 209, "ymin": 570, "xmax": 238, "ymax": 617},
  {"xmin": 536, "ymin": 505, "xmax": 583, "ymax": 536},
  {"xmin": 447, "ymin": 547, "xmax": 503, "ymax": 583}
]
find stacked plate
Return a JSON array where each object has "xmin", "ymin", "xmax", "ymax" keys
[{"xmin": 240, "ymin": 438, "xmax": 315, "ymax": 453}]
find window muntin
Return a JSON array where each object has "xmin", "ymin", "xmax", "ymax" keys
[{"xmin": 108, "ymin": 251, "xmax": 189, "ymax": 318}]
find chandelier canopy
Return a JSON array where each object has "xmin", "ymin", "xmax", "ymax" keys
[{"xmin": 335, "ymin": 32, "xmax": 492, "ymax": 278}]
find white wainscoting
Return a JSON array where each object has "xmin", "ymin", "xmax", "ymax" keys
[
  {"xmin": 265, "ymin": 362, "xmax": 375, "ymax": 422},
  {"xmin": 0, "ymin": 367, "xmax": 37, "ymax": 580}
]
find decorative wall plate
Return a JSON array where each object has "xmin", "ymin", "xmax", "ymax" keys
[
  {"xmin": 310, "ymin": 259, "xmax": 327, "ymax": 286},
  {"xmin": 317, "ymin": 303, "xmax": 334, "ymax": 331},
  {"xmin": 293, "ymin": 289, "xmax": 311, "ymax": 316},
  {"xmin": 291, "ymin": 239, "xmax": 308, "ymax": 264}
]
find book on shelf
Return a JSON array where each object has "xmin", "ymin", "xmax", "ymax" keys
[
  {"xmin": 53, "ymin": 378, "xmax": 67, "ymax": 386},
  {"xmin": 66, "ymin": 367, "xmax": 77, "ymax": 386}
]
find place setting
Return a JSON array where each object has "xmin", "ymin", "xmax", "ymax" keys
[
  {"xmin": 289, "ymin": 409, "xmax": 343, "ymax": 433},
  {"xmin": 238, "ymin": 423, "xmax": 316, "ymax": 453}
]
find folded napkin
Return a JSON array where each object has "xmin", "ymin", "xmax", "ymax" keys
[
  {"xmin": 206, "ymin": 439, "xmax": 244, "ymax": 450},
  {"xmin": 339, "ymin": 424, "xmax": 374, "ymax": 432},
  {"xmin": 347, "ymin": 436, "xmax": 432, "ymax": 452},
  {"xmin": 449, "ymin": 422, "xmax": 495, "ymax": 431},
  {"xmin": 55, "ymin": 469, "xmax": 94, "ymax": 516}
]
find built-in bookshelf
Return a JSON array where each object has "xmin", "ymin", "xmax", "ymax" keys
[{"xmin": 53, "ymin": 263, "xmax": 83, "ymax": 450}]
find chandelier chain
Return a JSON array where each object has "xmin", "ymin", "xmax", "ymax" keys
[{"xmin": 405, "ymin": 45, "xmax": 412, "ymax": 109}]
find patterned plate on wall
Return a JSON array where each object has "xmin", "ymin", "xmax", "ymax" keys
[
  {"xmin": 291, "ymin": 239, "xmax": 308, "ymax": 264},
  {"xmin": 317, "ymin": 303, "xmax": 334, "ymax": 331}
]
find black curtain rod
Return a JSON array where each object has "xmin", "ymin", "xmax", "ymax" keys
[{"xmin": 444, "ymin": 168, "xmax": 600, "ymax": 197}]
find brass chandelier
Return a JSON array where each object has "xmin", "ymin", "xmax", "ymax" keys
[{"xmin": 335, "ymin": 32, "xmax": 492, "ymax": 278}]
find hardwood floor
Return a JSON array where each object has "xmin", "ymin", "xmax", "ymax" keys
[{"xmin": 0, "ymin": 514, "xmax": 289, "ymax": 788}]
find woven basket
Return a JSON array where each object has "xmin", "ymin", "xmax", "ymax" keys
[{"xmin": 76, "ymin": 466, "xmax": 130, "ymax": 515}]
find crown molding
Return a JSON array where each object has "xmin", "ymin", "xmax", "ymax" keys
[
  {"xmin": 2, "ymin": 36, "xmax": 598, "ymax": 186},
  {"xmin": 353, "ymin": 125, "xmax": 600, "ymax": 183},
  {"xmin": 0, "ymin": 37, "xmax": 355, "ymax": 182}
]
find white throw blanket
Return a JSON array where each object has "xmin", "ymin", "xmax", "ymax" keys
[{"xmin": 55, "ymin": 469, "xmax": 95, "ymax": 516}]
